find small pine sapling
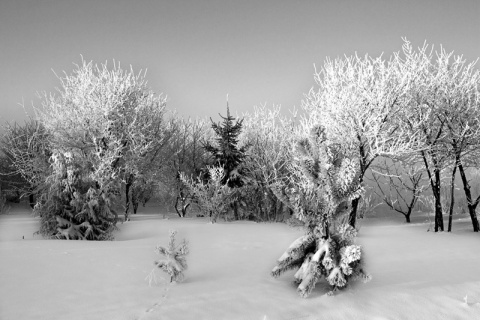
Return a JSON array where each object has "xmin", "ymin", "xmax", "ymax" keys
[
  {"xmin": 271, "ymin": 125, "xmax": 371, "ymax": 297},
  {"xmin": 147, "ymin": 230, "xmax": 189, "ymax": 284}
]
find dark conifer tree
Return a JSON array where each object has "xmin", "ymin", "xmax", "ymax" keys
[
  {"xmin": 204, "ymin": 99, "xmax": 247, "ymax": 220},
  {"xmin": 204, "ymin": 101, "xmax": 247, "ymax": 188}
]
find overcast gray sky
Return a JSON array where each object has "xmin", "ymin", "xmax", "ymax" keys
[{"xmin": 1, "ymin": 0, "xmax": 479, "ymax": 124}]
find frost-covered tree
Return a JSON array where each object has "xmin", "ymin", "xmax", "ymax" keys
[
  {"xmin": 1, "ymin": 120, "xmax": 51, "ymax": 207},
  {"xmin": 240, "ymin": 105, "xmax": 298, "ymax": 221},
  {"xmin": 180, "ymin": 166, "xmax": 233, "ymax": 223},
  {"xmin": 431, "ymin": 48, "xmax": 480, "ymax": 232},
  {"xmin": 271, "ymin": 125, "xmax": 370, "ymax": 297},
  {"xmin": 371, "ymin": 159, "xmax": 427, "ymax": 223},
  {"xmin": 36, "ymin": 151, "xmax": 119, "ymax": 240},
  {"xmin": 153, "ymin": 230, "xmax": 189, "ymax": 283},
  {"xmin": 302, "ymin": 40, "xmax": 426, "ymax": 228},
  {"xmin": 162, "ymin": 116, "xmax": 211, "ymax": 217},
  {"xmin": 35, "ymin": 58, "xmax": 167, "ymax": 237},
  {"xmin": 398, "ymin": 40, "xmax": 480, "ymax": 232}
]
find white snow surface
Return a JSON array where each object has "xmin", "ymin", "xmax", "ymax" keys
[{"xmin": 1, "ymin": 204, "xmax": 480, "ymax": 320}]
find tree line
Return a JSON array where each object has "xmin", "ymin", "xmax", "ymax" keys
[{"xmin": 0, "ymin": 39, "xmax": 479, "ymax": 239}]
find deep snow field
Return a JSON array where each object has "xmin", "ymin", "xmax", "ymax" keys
[{"xmin": 1, "ymin": 204, "xmax": 479, "ymax": 320}]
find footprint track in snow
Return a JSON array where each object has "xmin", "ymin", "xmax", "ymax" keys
[{"xmin": 144, "ymin": 287, "xmax": 170, "ymax": 314}]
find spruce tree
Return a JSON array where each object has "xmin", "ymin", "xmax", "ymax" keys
[
  {"xmin": 204, "ymin": 100, "xmax": 247, "ymax": 220},
  {"xmin": 204, "ymin": 102, "xmax": 246, "ymax": 188}
]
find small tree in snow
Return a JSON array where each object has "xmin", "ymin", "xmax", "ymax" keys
[
  {"xmin": 271, "ymin": 125, "xmax": 370, "ymax": 297},
  {"xmin": 154, "ymin": 230, "xmax": 189, "ymax": 283},
  {"xmin": 146, "ymin": 230, "xmax": 189, "ymax": 285}
]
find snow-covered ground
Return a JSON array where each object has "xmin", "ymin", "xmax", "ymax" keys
[{"xmin": 1, "ymin": 204, "xmax": 479, "ymax": 320}]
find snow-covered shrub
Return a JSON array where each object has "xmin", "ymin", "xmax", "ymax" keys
[
  {"xmin": 180, "ymin": 166, "xmax": 233, "ymax": 223},
  {"xmin": 147, "ymin": 230, "xmax": 189, "ymax": 284},
  {"xmin": 34, "ymin": 151, "xmax": 119, "ymax": 240},
  {"xmin": 271, "ymin": 125, "xmax": 370, "ymax": 297}
]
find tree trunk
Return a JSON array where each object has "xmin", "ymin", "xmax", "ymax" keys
[
  {"xmin": 233, "ymin": 201, "xmax": 239, "ymax": 220},
  {"xmin": 457, "ymin": 162, "xmax": 480, "ymax": 232},
  {"xmin": 131, "ymin": 186, "xmax": 139, "ymax": 214},
  {"xmin": 277, "ymin": 201, "xmax": 284, "ymax": 222},
  {"xmin": 405, "ymin": 212, "xmax": 411, "ymax": 223},
  {"xmin": 29, "ymin": 193, "xmax": 35, "ymax": 209},
  {"xmin": 448, "ymin": 164, "xmax": 457, "ymax": 232},
  {"xmin": 422, "ymin": 151, "xmax": 444, "ymax": 232},
  {"xmin": 133, "ymin": 199, "xmax": 139, "ymax": 214},
  {"xmin": 124, "ymin": 178, "xmax": 132, "ymax": 222},
  {"xmin": 182, "ymin": 203, "xmax": 190, "ymax": 217},
  {"xmin": 433, "ymin": 168, "xmax": 444, "ymax": 232},
  {"xmin": 349, "ymin": 197, "xmax": 360, "ymax": 228},
  {"xmin": 174, "ymin": 196, "xmax": 183, "ymax": 217}
]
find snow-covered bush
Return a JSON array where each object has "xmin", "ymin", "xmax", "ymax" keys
[
  {"xmin": 34, "ymin": 151, "xmax": 119, "ymax": 240},
  {"xmin": 180, "ymin": 166, "xmax": 233, "ymax": 223},
  {"xmin": 271, "ymin": 125, "xmax": 370, "ymax": 297},
  {"xmin": 147, "ymin": 230, "xmax": 189, "ymax": 284}
]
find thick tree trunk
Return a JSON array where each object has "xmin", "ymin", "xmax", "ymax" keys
[
  {"xmin": 349, "ymin": 197, "xmax": 360, "ymax": 228},
  {"xmin": 405, "ymin": 213, "xmax": 411, "ymax": 223},
  {"xmin": 29, "ymin": 193, "xmax": 35, "ymax": 209},
  {"xmin": 457, "ymin": 162, "xmax": 480, "ymax": 232}
]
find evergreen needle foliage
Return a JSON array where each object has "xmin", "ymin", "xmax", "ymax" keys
[
  {"xmin": 271, "ymin": 125, "xmax": 370, "ymax": 297},
  {"xmin": 204, "ymin": 105, "xmax": 247, "ymax": 188},
  {"xmin": 153, "ymin": 230, "xmax": 189, "ymax": 283}
]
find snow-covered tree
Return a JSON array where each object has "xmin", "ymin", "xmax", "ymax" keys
[
  {"xmin": 371, "ymin": 159, "xmax": 427, "ymax": 223},
  {"xmin": 302, "ymin": 40, "xmax": 425, "ymax": 228},
  {"xmin": 204, "ymin": 101, "xmax": 247, "ymax": 220},
  {"xmin": 1, "ymin": 120, "xmax": 51, "ymax": 207},
  {"xmin": 431, "ymin": 48, "xmax": 480, "ymax": 232},
  {"xmin": 240, "ymin": 105, "xmax": 298, "ymax": 221},
  {"xmin": 35, "ymin": 151, "xmax": 119, "ymax": 240},
  {"xmin": 180, "ymin": 166, "xmax": 233, "ymax": 223},
  {"xmin": 398, "ymin": 39, "xmax": 480, "ymax": 232},
  {"xmin": 34, "ymin": 58, "xmax": 167, "ymax": 237},
  {"xmin": 162, "ymin": 116, "xmax": 211, "ymax": 217},
  {"xmin": 153, "ymin": 230, "xmax": 189, "ymax": 283},
  {"xmin": 271, "ymin": 125, "xmax": 370, "ymax": 297}
]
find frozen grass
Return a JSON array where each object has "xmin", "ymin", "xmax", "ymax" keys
[{"xmin": 1, "ymin": 203, "xmax": 479, "ymax": 320}]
